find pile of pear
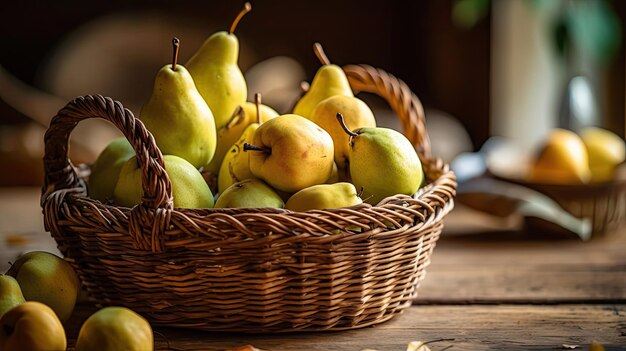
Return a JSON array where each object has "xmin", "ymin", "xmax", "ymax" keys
[
  {"xmin": 0, "ymin": 251, "xmax": 154, "ymax": 351},
  {"xmin": 529, "ymin": 127, "xmax": 625, "ymax": 185},
  {"xmin": 87, "ymin": 3, "xmax": 425, "ymax": 213}
]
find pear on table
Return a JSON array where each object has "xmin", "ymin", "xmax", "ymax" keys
[
  {"xmin": 75, "ymin": 307, "xmax": 153, "ymax": 351},
  {"xmin": 244, "ymin": 114, "xmax": 335, "ymax": 193},
  {"xmin": 0, "ymin": 301, "xmax": 66, "ymax": 351},
  {"xmin": 293, "ymin": 43, "xmax": 354, "ymax": 119},
  {"xmin": 337, "ymin": 113, "xmax": 424, "ymax": 205},
  {"xmin": 140, "ymin": 37, "xmax": 217, "ymax": 168},
  {"xmin": 6, "ymin": 251, "xmax": 79, "ymax": 323},
  {"xmin": 187, "ymin": 2, "xmax": 251, "ymax": 131},
  {"xmin": 0, "ymin": 275, "xmax": 25, "ymax": 319}
]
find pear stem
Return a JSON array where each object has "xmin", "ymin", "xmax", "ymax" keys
[
  {"xmin": 172, "ymin": 37, "xmax": 180, "ymax": 70},
  {"xmin": 254, "ymin": 93, "xmax": 262, "ymax": 124},
  {"xmin": 336, "ymin": 113, "xmax": 358, "ymax": 137},
  {"xmin": 230, "ymin": 2, "xmax": 252, "ymax": 34},
  {"xmin": 225, "ymin": 106, "xmax": 244, "ymax": 129},
  {"xmin": 243, "ymin": 143, "xmax": 271, "ymax": 154},
  {"xmin": 313, "ymin": 42, "xmax": 331, "ymax": 65}
]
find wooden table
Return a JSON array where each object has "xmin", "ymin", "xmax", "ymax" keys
[{"xmin": 1, "ymin": 187, "xmax": 625, "ymax": 350}]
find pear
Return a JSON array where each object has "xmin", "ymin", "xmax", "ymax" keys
[
  {"xmin": 217, "ymin": 122, "xmax": 259, "ymax": 194},
  {"xmin": 580, "ymin": 127, "xmax": 625, "ymax": 183},
  {"xmin": 140, "ymin": 37, "xmax": 217, "ymax": 168},
  {"xmin": 529, "ymin": 128, "xmax": 591, "ymax": 184},
  {"xmin": 336, "ymin": 113, "xmax": 424, "ymax": 205},
  {"xmin": 310, "ymin": 94, "xmax": 376, "ymax": 169},
  {"xmin": 286, "ymin": 182, "xmax": 362, "ymax": 212},
  {"xmin": 75, "ymin": 307, "xmax": 153, "ymax": 351},
  {"xmin": 217, "ymin": 94, "xmax": 269, "ymax": 194},
  {"xmin": 6, "ymin": 251, "xmax": 79, "ymax": 323},
  {"xmin": 215, "ymin": 179, "xmax": 284, "ymax": 209},
  {"xmin": 244, "ymin": 114, "xmax": 334, "ymax": 193},
  {"xmin": 186, "ymin": 3, "xmax": 251, "ymax": 130},
  {"xmin": 0, "ymin": 276, "xmax": 25, "ymax": 318},
  {"xmin": 293, "ymin": 43, "xmax": 354, "ymax": 119},
  {"xmin": 0, "ymin": 301, "xmax": 66, "ymax": 351},
  {"xmin": 114, "ymin": 155, "xmax": 214, "ymax": 209},
  {"xmin": 207, "ymin": 93, "xmax": 278, "ymax": 175},
  {"xmin": 88, "ymin": 137, "xmax": 135, "ymax": 202}
]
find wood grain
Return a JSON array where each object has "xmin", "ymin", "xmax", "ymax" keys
[{"xmin": 64, "ymin": 304, "xmax": 626, "ymax": 351}]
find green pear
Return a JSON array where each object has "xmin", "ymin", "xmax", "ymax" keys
[
  {"xmin": 114, "ymin": 155, "xmax": 214, "ymax": 209},
  {"xmin": 140, "ymin": 37, "xmax": 217, "ymax": 168},
  {"xmin": 286, "ymin": 182, "xmax": 362, "ymax": 212},
  {"xmin": 75, "ymin": 307, "xmax": 153, "ymax": 351},
  {"xmin": 336, "ymin": 113, "xmax": 424, "ymax": 205},
  {"xmin": 310, "ymin": 95, "xmax": 376, "ymax": 169},
  {"xmin": 215, "ymin": 179, "xmax": 284, "ymax": 208},
  {"xmin": 292, "ymin": 43, "xmax": 354, "ymax": 119},
  {"xmin": 88, "ymin": 137, "xmax": 135, "ymax": 202},
  {"xmin": 0, "ymin": 276, "xmax": 25, "ymax": 318},
  {"xmin": 244, "ymin": 114, "xmax": 334, "ymax": 193},
  {"xmin": 6, "ymin": 251, "xmax": 79, "ymax": 323},
  {"xmin": 207, "ymin": 94, "xmax": 278, "ymax": 175},
  {"xmin": 0, "ymin": 301, "xmax": 66, "ymax": 351},
  {"xmin": 186, "ymin": 3, "xmax": 251, "ymax": 130}
]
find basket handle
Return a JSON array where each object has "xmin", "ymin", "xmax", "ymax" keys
[
  {"xmin": 343, "ymin": 64, "xmax": 432, "ymax": 163},
  {"xmin": 43, "ymin": 95, "xmax": 173, "ymax": 251}
]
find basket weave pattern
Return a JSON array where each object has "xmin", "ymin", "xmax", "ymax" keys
[{"xmin": 41, "ymin": 65, "xmax": 456, "ymax": 332}]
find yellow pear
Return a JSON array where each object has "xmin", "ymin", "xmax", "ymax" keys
[
  {"xmin": 286, "ymin": 182, "xmax": 363, "ymax": 212},
  {"xmin": 0, "ymin": 276, "xmax": 25, "ymax": 319},
  {"xmin": 88, "ymin": 137, "xmax": 135, "ymax": 202},
  {"xmin": 529, "ymin": 128, "xmax": 591, "ymax": 184},
  {"xmin": 75, "ymin": 307, "xmax": 153, "ymax": 351},
  {"xmin": 580, "ymin": 127, "xmax": 625, "ymax": 182},
  {"xmin": 6, "ymin": 251, "xmax": 79, "ymax": 323},
  {"xmin": 0, "ymin": 302, "xmax": 66, "ymax": 351},
  {"xmin": 244, "ymin": 114, "xmax": 334, "ymax": 193},
  {"xmin": 292, "ymin": 43, "xmax": 354, "ymax": 119},
  {"xmin": 218, "ymin": 123, "xmax": 259, "ymax": 194},
  {"xmin": 114, "ymin": 155, "xmax": 214, "ymax": 208},
  {"xmin": 186, "ymin": 3, "xmax": 250, "ymax": 130},
  {"xmin": 215, "ymin": 179, "xmax": 284, "ymax": 208},
  {"xmin": 206, "ymin": 94, "xmax": 278, "ymax": 175},
  {"xmin": 337, "ymin": 113, "xmax": 423, "ymax": 205},
  {"xmin": 310, "ymin": 95, "xmax": 376, "ymax": 169},
  {"xmin": 140, "ymin": 38, "xmax": 217, "ymax": 168}
]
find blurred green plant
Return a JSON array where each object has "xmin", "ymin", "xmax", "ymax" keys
[{"xmin": 452, "ymin": 0, "xmax": 622, "ymax": 64}]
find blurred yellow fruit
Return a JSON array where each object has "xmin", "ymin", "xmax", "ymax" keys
[
  {"xmin": 529, "ymin": 129, "xmax": 591, "ymax": 184},
  {"xmin": 580, "ymin": 127, "xmax": 626, "ymax": 183}
]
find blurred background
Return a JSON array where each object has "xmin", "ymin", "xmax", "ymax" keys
[{"xmin": 0, "ymin": 0, "xmax": 624, "ymax": 186}]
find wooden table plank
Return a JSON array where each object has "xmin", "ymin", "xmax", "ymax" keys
[
  {"xmin": 64, "ymin": 304, "xmax": 626, "ymax": 351},
  {"xmin": 418, "ymin": 223, "xmax": 626, "ymax": 303}
]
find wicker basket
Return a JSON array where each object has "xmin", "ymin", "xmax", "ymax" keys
[{"xmin": 41, "ymin": 64, "xmax": 456, "ymax": 332}]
